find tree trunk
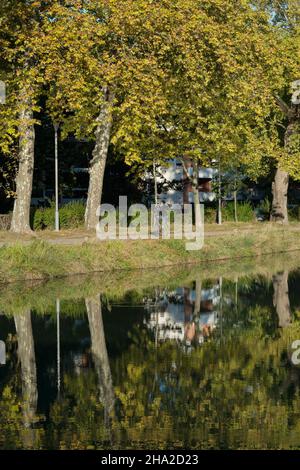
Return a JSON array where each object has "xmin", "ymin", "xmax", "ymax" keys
[
  {"xmin": 273, "ymin": 271, "xmax": 291, "ymax": 328},
  {"xmin": 270, "ymin": 168, "xmax": 289, "ymax": 224},
  {"xmin": 85, "ymin": 88, "xmax": 113, "ymax": 230},
  {"xmin": 270, "ymin": 116, "xmax": 298, "ymax": 224},
  {"xmin": 10, "ymin": 93, "xmax": 35, "ymax": 233},
  {"xmin": 85, "ymin": 295, "xmax": 114, "ymax": 419},
  {"xmin": 14, "ymin": 310, "xmax": 38, "ymax": 448}
]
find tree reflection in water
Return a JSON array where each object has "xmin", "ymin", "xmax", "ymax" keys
[
  {"xmin": 0, "ymin": 265, "xmax": 300, "ymax": 449},
  {"xmin": 14, "ymin": 311, "xmax": 38, "ymax": 449},
  {"xmin": 273, "ymin": 271, "xmax": 291, "ymax": 328},
  {"xmin": 86, "ymin": 295, "xmax": 115, "ymax": 442}
]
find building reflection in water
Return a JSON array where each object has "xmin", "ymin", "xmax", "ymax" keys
[
  {"xmin": 144, "ymin": 279, "xmax": 222, "ymax": 348},
  {"xmin": 0, "ymin": 265, "xmax": 298, "ymax": 449}
]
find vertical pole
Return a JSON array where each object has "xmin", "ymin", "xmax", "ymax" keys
[
  {"xmin": 153, "ymin": 161, "xmax": 158, "ymax": 205},
  {"xmin": 155, "ymin": 288, "xmax": 159, "ymax": 349},
  {"xmin": 218, "ymin": 157, "xmax": 222, "ymax": 225},
  {"xmin": 219, "ymin": 276, "xmax": 223, "ymax": 339},
  {"xmin": 54, "ymin": 123, "xmax": 59, "ymax": 232},
  {"xmin": 56, "ymin": 298, "xmax": 61, "ymax": 395},
  {"xmin": 234, "ymin": 190, "xmax": 238, "ymax": 223},
  {"xmin": 235, "ymin": 276, "xmax": 238, "ymax": 313},
  {"xmin": 234, "ymin": 172, "xmax": 238, "ymax": 223}
]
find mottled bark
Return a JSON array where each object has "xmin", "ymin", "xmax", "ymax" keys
[
  {"xmin": 10, "ymin": 93, "xmax": 35, "ymax": 233},
  {"xmin": 271, "ymin": 168, "xmax": 289, "ymax": 224},
  {"xmin": 0, "ymin": 341, "xmax": 5, "ymax": 364},
  {"xmin": 271, "ymin": 102, "xmax": 300, "ymax": 224},
  {"xmin": 85, "ymin": 295, "xmax": 114, "ymax": 416},
  {"xmin": 273, "ymin": 271, "xmax": 291, "ymax": 328},
  {"xmin": 85, "ymin": 88, "xmax": 114, "ymax": 230},
  {"xmin": 14, "ymin": 310, "xmax": 38, "ymax": 448}
]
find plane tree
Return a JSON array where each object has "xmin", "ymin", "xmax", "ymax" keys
[
  {"xmin": 254, "ymin": 0, "xmax": 300, "ymax": 224},
  {"xmin": 113, "ymin": 0, "xmax": 286, "ymax": 225},
  {"xmin": 0, "ymin": 1, "xmax": 51, "ymax": 232}
]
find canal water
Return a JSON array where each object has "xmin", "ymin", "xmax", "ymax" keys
[{"xmin": 1, "ymin": 254, "xmax": 300, "ymax": 450}]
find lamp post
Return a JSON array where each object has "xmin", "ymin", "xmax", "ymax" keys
[
  {"xmin": 153, "ymin": 161, "xmax": 158, "ymax": 205},
  {"xmin": 54, "ymin": 122, "xmax": 60, "ymax": 231},
  {"xmin": 56, "ymin": 298, "xmax": 61, "ymax": 395},
  {"xmin": 218, "ymin": 157, "xmax": 222, "ymax": 225}
]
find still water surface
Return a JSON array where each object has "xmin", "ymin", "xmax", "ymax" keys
[{"xmin": 1, "ymin": 256, "xmax": 300, "ymax": 449}]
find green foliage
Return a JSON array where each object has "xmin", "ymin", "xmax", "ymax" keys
[
  {"xmin": 59, "ymin": 201, "xmax": 86, "ymax": 229},
  {"xmin": 258, "ymin": 197, "xmax": 271, "ymax": 219},
  {"xmin": 205, "ymin": 202, "xmax": 255, "ymax": 223},
  {"xmin": 33, "ymin": 201, "xmax": 85, "ymax": 230},
  {"xmin": 288, "ymin": 205, "xmax": 300, "ymax": 222},
  {"xmin": 205, "ymin": 206, "xmax": 217, "ymax": 224},
  {"xmin": 1, "ymin": 267, "xmax": 300, "ymax": 449},
  {"xmin": 1, "ymin": 0, "xmax": 300, "ymax": 233},
  {"xmin": 33, "ymin": 205, "xmax": 54, "ymax": 231},
  {"xmin": 223, "ymin": 202, "xmax": 255, "ymax": 222},
  {"xmin": 0, "ymin": 228, "xmax": 300, "ymax": 285}
]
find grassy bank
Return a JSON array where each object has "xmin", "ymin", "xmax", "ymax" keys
[
  {"xmin": 0, "ymin": 224, "xmax": 300, "ymax": 283},
  {"xmin": 1, "ymin": 250, "xmax": 300, "ymax": 316}
]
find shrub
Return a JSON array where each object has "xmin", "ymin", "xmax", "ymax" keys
[
  {"xmin": 258, "ymin": 198, "xmax": 271, "ymax": 220},
  {"xmin": 205, "ymin": 206, "xmax": 217, "ymax": 224},
  {"xmin": 33, "ymin": 201, "xmax": 86, "ymax": 230},
  {"xmin": 222, "ymin": 201, "xmax": 255, "ymax": 222},
  {"xmin": 0, "ymin": 213, "xmax": 12, "ymax": 231},
  {"xmin": 60, "ymin": 201, "xmax": 86, "ymax": 228},
  {"xmin": 288, "ymin": 205, "xmax": 300, "ymax": 222},
  {"xmin": 33, "ymin": 203, "xmax": 55, "ymax": 230}
]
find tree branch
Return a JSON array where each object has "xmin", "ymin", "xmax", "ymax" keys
[
  {"xmin": 180, "ymin": 157, "xmax": 192, "ymax": 182},
  {"xmin": 274, "ymin": 95, "xmax": 291, "ymax": 116}
]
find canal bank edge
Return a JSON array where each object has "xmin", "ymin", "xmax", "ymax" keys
[{"xmin": 0, "ymin": 226, "xmax": 299, "ymax": 284}]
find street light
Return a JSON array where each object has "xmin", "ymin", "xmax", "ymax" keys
[
  {"xmin": 54, "ymin": 122, "xmax": 60, "ymax": 231},
  {"xmin": 56, "ymin": 298, "xmax": 61, "ymax": 395},
  {"xmin": 153, "ymin": 160, "xmax": 158, "ymax": 205},
  {"xmin": 218, "ymin": 156, "xmax": 222, "ymax": 225}
]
